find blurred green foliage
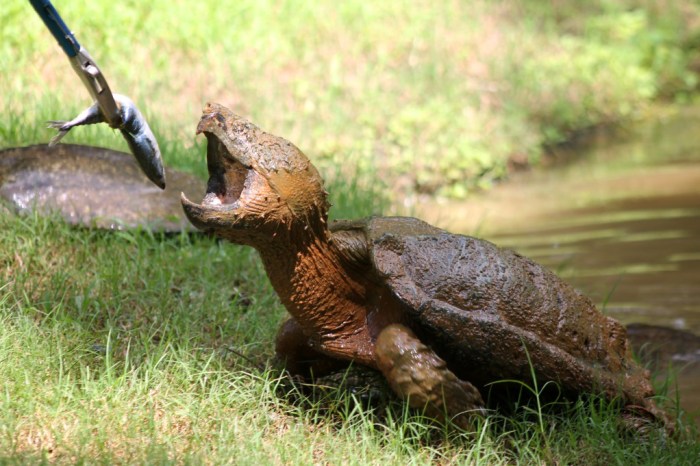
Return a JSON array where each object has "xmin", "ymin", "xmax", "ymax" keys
[{"xmin": 2, "ymin": 0, "xmax": 698, "ymax": 199}]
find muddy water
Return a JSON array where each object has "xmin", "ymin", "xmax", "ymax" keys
[{"xmin": 416, "ymin": 105, "xmax": 700, "ymax": 422}]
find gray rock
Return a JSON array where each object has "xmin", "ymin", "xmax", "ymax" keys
[{"xmin": 0, "ymin": 144, "xmax": 202, "ymax": 232}]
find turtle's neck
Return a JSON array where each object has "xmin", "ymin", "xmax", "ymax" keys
[{"xmin": 255, "ymin": 227, "xmax": 377, "ymax": 365}]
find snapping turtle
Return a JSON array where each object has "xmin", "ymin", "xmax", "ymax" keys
[{"xmin": 181, "ymin": 103, "xmax": 668, "ymax": 428}]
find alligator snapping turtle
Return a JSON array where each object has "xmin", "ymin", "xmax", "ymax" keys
[{"xmin": 181, "ymin": 103, "xmax": 668, "ymax": 429}]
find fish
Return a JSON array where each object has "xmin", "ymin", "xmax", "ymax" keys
[{"xmin": 48, "ymin": 94, "xmax": 166, "ymax": 189}]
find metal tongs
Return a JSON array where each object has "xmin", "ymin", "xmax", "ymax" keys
[{"xmin": 29, "ymin": 0, "xmax": 166, "ymax": 189}]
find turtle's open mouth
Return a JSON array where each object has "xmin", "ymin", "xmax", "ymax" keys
[
  {"xmin": 181, "ymin": 126, "xmax": 259, "ymax": 229},
  {"xmin": 200, "ymin": 132, "xmax": 250, "ymax": 209}
]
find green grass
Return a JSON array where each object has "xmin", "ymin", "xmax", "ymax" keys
[
  {"xmin": 2, "ymin": 212, "xmax": 698, "ymax": 464},
  {"xmin": 1, "ymin": 213, "xmax": 698, "ymax": 464}
]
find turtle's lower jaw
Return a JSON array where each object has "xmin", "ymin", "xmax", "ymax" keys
[
  {"xmin": 180, "ymin": 167, "xmax": 244, "ymax": 231},
  {"xmin": 180, "ymin": 192, "xmax": 232, "ymax": 230}
]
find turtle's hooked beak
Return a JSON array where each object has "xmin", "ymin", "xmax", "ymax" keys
[{"xmin": 179, "ymin": 136, "xmax": 250, "ymax": 231}]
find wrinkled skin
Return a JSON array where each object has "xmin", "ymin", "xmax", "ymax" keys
[{"xmin": 182, "ymin": 104, "xmax": 670, "ymax": 429}]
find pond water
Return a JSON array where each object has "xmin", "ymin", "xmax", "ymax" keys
[{"xmin": 416, "ymin": 105, "xmax": 700, "ymax": 423}]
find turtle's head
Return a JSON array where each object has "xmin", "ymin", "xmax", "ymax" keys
[{"xmin": 181, "ymin": 103, "xmax": 330, "ymax": 245}]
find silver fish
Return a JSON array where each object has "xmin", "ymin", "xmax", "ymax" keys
[{"xmin": 49, "ymin": 94, "xmax": 166, "ymax": 189}]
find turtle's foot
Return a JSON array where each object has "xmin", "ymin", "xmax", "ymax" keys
[
  {"xmin": 375, "ymin": 323, "xmax": 486, "ymax": 429},
  {"xmin": 621, "ymin": 401, "xmax": 679, "ymax": 438},
  {"xmin": 274, "ymin": 317, "xmax": 349, "ymax": 377},
  {"xmin": 303, "ymin": 365, "xmax": 395, "ymax": 412},
  {"xmin": 273, "ymin": 319, "xmax": 395, "ymax": 416}
]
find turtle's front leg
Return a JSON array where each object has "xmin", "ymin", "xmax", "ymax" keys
[
  {"xmin": 275, "ymin": 317, "xmax": 348, "ymax": 376},
  {"xmin": 375, "ymin": 323, "xmax": 486, "ymax": 429}
]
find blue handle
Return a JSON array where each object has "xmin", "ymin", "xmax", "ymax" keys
[{"xmin": 29, "ymin": 0, "xmax": 80, "ymax": 58}]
